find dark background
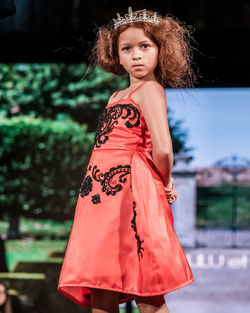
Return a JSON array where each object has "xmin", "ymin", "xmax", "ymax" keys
[{"xmin": 0, "ymin": 0, "xmax": 250, "ymax": 87}]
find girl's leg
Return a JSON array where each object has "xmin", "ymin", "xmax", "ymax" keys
[
  {"xmin": 90, "ymin": 288, "xmax": 120, "ymax": 313},
  {"xmin": 134, "ymin": 294, "xmax": 169, "ymax": 313}
]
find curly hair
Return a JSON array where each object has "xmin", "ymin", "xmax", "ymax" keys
[{"xmin": 89, "ymin": 9, "xmax": 198, "ymax": 89}]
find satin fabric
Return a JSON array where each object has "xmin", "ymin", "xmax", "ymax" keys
[{"xmin": 57, "ymin": 84, "xmax": 194, "ymax": 307}]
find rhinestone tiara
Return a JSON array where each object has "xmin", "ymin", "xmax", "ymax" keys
[{"xmin": 113, "ymin": 7, "xmax": 160, "ymax": 30}]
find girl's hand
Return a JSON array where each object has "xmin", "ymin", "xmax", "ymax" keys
[
  {"xmin": 165, "ymin": 176, "xmax": 175, "ymax": 189},
  {"xmin": 164, "ymin": 177, "xmax": 178, "ymax": 204}
]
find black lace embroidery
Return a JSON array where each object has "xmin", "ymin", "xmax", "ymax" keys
[
  {"xmin": 131, "ymin": 201, "xmax": 144, "ymax": 260},
  {"xmin": 92, "ymin": 194, "xmax": 101, "ymax": 204},
  {"xmin": 79, "ymin": 175, "xmax": 93, "ymax": 198},
  {"xmin": 94, "ymin": 104, "xmax": 141, "ymax": 148},
  {"xmin": 92, "ymin": 164, "xmax": 131, "ymax": 195},
  {"xmin": 79, "ymin": 164, "xmax": 131, "ymax": 198}
]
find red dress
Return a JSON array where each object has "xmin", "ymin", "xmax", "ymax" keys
[{"xmin": 57, "ymin": 81, "xmax": 194, "ymax": 307}]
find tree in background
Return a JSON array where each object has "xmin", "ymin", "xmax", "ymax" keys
[{"xmin": 0, "ymin": 63, "xmax": 128, "ymax": 131}]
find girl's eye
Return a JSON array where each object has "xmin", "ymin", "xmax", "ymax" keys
[{"xmin": 121, "ymin": 44, "xmax": 149, "ymax": 51}]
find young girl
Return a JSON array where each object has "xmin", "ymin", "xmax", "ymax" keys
[{"xmin": 57, "ymin": 7, "xmax": 197, "ymax": 313}]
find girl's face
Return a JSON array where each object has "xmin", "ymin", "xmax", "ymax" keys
[
  {"xmin": 118, "ymin": 27, "xmax": 159, "ymax": 82},
  {"xmin": 0, "ymin": 284, "xmax": 7, "ymax": 306}
]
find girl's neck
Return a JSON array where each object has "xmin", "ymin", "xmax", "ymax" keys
[{"xmin": 129, "ymin": 73, "xmax": 157, "ymax": 87}]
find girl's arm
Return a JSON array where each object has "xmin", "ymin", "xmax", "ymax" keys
[{"xmin": 135, "ymin": 81, "xmax": 173, "ymax": 186}]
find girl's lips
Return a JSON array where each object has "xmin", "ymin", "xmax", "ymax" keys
[{"xmin": 132, "ymin": 65, "xmax": 144, "ymax": 68}]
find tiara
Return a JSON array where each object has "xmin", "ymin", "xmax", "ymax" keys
[{"xmin": 113, "ymin": 7, "xmax": 160, "ymax": 29}]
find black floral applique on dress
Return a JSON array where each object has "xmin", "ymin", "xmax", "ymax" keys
[
  {"xmin": 92, "ymin": 194, "xmax": 101, "ymax": 204},
  {"xmin": 131, "ymin": 200, "xmax": 144, "ymax": 260},
  {"xmin": 91, "ymin": 164, "xmax": 131, "ymax": 196},
  {"xmin": 79, "ymin": 175, "xmax": 93, "ymax": 198},
  {"xmin": 79, "ymin": 164, "xmax": 131, "ymax": 199},
  {"xmin": 94, "ymin": 104, "xmax": 141, "ymax": 148}
]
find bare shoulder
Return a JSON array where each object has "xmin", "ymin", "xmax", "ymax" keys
[
  {"xmin": 107, "ymin": 91, "xmax": 118, "ymax": 105},
  {"xmin": 131, "ymin": 81, "xmax": 166, "ymax": 109},
  {"xmin": 141, "ymin": 80, "xmax": 165, "ymax": 94}
]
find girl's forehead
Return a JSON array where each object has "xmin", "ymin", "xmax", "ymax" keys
[{"xmin": 118, "ymin": 27, "xmax": 151, "ymax": 43}]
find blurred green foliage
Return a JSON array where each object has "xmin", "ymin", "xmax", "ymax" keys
[
  {"xmin": 0, "ymin": 115, "xmax": 95, "ymax": 220},
  {"xmin": 0, "ymin": 63, "xmax": 128, "ymax": 131}
]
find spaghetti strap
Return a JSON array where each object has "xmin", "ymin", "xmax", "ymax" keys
[
  {"xmin": 128, "ymin": 82, "xmax": 146, "ymax": 98},
  {"xmin": 111, "ymin": 91, "xmax": 120, "ymax": 98},
  {"xmin": 112, "ymin": 81, "xmax": 164, "ymax": 101},
  {"xmin": 128, "ymin": 80, "xmax": 165, "ymax": 98}
]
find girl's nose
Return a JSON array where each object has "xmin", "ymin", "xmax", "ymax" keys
[{"xmin": 132, "ymin": 48, "xmax": 142, "ymax": 59}]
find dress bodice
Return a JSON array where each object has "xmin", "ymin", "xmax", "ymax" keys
[{"xmin": 92, "ymin": 86, "xmax": 152, "ymax": 153}]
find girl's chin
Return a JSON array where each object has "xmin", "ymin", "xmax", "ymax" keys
[
  {"xmin": 131, "ymin": 74, "xmax": 146, "ymax": 79},
  {"xmin": 129, "ymin": 70, "xmax": 148, "ymax": 76}
]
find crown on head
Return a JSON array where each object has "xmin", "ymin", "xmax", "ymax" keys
[{"xmin": 113, "ymin": 7, "xmax": 160, "ymax": 30}]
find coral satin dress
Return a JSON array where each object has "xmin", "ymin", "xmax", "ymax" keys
[{"xmin": 57, "ymin": 82, "xmax": 194, "ymax": 307}]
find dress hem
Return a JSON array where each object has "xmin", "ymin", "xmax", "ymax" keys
[{"xmin": 57, "ymin": 277, "xmax": 195, "ymax": 307}]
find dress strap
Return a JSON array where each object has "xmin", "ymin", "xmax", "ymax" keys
[
  {"xmin": 111, "ymin": 91, "xmax": 120, "ymax": 98},
  {"xmin": 128, "ymin": 82, "xmax": 146, "ymax": 98},
  {"xmin": 112, "ymin": 81, "xmax": 163, "ymax": 100}
]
